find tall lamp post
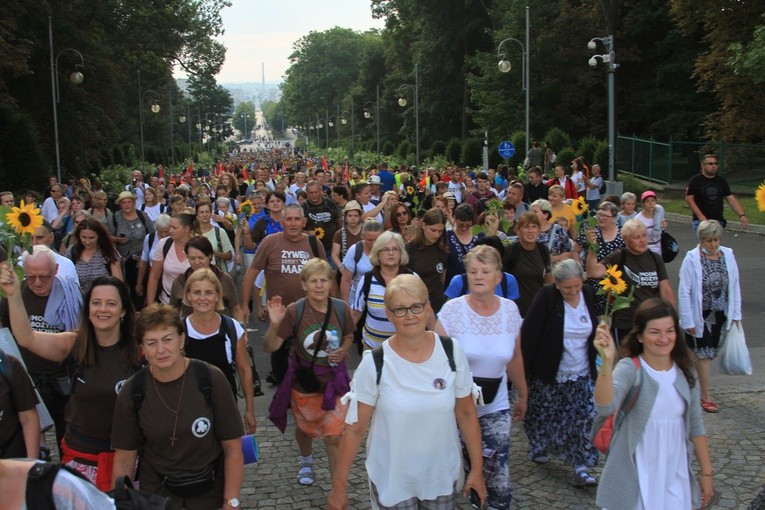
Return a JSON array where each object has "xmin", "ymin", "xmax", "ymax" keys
[
  {"xmin": 137, "ymin": 71, "xmax": 160, "ymax": 174},
  {"xmin": 588, "ymin": 36, "xmax": 618, "ymax": 183},
  {"xmin": 178, "ymin": 106, "xmax": 192, "ymax": 154},
  {"xmin": 49, "ymin": 16, "xmax": 85, "ymax": 184},
  {"xmin": 316, "ymin": 113, "xmax": 323, "ymax": 147},
  {"xmin": 363, "ymin": 100, "xmax": 379, "ymax": 155},
  {"xmin": 497, "ymin": 6, "xmax": 530, "ymax": 155},
  {"xmin": 397, "ymin": 64, "xmax": 419, "ymax": 166},
  {"xmin": 341, "ymin": 101, "xmax": 355, "ymax": 158}
]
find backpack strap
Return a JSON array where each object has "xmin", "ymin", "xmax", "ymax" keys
[
  {"xmin": 0, "ymin": 350, "xmax": 12, "ymax": 388},
  {"xmin": 537, "ymin": 241, "xmax": 551, "ymax": 271},
  {"xmin": 213, "ymin": 226, "xmax": 223, "ymax": 252},
  {"xmin": 459, "ymin": 274, "xmax": 468, "ymax": 296},
  {"xmin": 506, "ymin": 241, "xmax": 521, "ymax": 272},
  {"xmin": 373, "ymin": 334, "xmax": 456, "ymax": 385},
  {"xmin": 162, "ymin": 237, "xmax": 173, "ymax": 259},
  {"xmin": 290, "ymin": 298, "xmax": 307, "ymax": 342},
  {"xmin": 140, "ymin": 203, "xmax": 146, "ymax": 211},
  {"xmin": 352, "ymin": 241, "xmax": 364, "ymax": 276},
  {"xmin": 190, "ymin": 359, "xmax": 213, "ymax": 408},
  {"xmin": 131, "ymin": 366, "xmax": 148, "ymax": 414},
  {"xmin": 308, "ymin": 234, "xmax": 319, "ymax": 258},
  {"xmin": 220, "ymin": 314, "xmax": 239, "ymax": 364},
  {"xmin": 500, "ymin": 273, "xmax": 508, "ymax": 298},
  {"xmin": 147, "ymin": 231, "xmax": 156, "ymax": 251},
  {"xmin": 328, "ymin": 297, "xmax": 346, "ymax": 331}
]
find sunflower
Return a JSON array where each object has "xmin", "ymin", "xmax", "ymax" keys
[
  {"xmin": 239, "ymin": 200, "xmax": 254, "ymax": 218},
  {"xmin": 755, "ymin": 181, "xmax": 765, "ymax": 212},
  {"xmin": 5, "ymin": 200, "xmax": 42, "ymax": 236},
  {"xmin": 571, "ymin": 196, "xmax": 587, "ymax": 216},
  {"xmin": 599, "ymin": 265, "xmax": 627, "ymax": 295},
  {"xmin": 406, "ymin": 186, "xmax": 415, "ymax": 196},
  {"xmin": 314, "ymin": 227, "xmax": 325, "ymax": 240}
]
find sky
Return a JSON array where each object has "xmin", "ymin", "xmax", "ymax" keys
[{"xmin": 177, "ymin": 0, "xmax": 386, "ymax": 85}]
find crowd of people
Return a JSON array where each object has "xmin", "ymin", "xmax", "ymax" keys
[{"xmin": 0, "ymin": 146, "xmax": 749, "ymax": 509}]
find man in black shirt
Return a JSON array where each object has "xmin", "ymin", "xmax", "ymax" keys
[
  {"xmin": 303, "ymin": 180, "xmax": 341, "ymax": 259},
  {"xmin": 685, "ymin": 153, "xmax": 748, "ymax": 235},
  {"xmin": 523, "ymin": 166, "xmax": 548, "ymax": 204}
]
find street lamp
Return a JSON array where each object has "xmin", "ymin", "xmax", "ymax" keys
[
  {"xmin": 364, "ymin": 96, "xmax": 380, "ymax": 155},
  {"xmin": 497, "ymin": 6, "xmax": 530, "ymax": 155},
  {"xmin": 341, "ymin": 100, "xmax": 355, "ymax": 157},
  {"xmin": 49, "ymin": 16, "xmax": 85, "ymax": 184},
  {"xmin": 588, "ymin": 35, "xmax": 618, "ymax": 184},
  {"xmin": 397, "ymin": 64, "xmax": 420, "ymax": 165},
  {"xmin": 137, "ymin": 70, "xmax": 161, "ymax": 174}
]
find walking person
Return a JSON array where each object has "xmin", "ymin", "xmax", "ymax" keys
[{"xmin": 685, "ymin": 153, "xmax": 749, "ymax": 235}]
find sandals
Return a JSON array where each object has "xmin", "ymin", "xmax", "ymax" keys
[
  {"xmin": 572, "ymin": 470, "xmax": 597, "ymax": 488},
  {"xmin": 297, "ymin": 462, "xmax": 314, "ymax": 485},
  {"xmin": 701, "ymin": 400, "xmax": 719, "ymax": 413}
]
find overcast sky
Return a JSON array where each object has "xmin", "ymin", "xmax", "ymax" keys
[{"xmin": 177, "ymin": 0, "xmax": 386, "ymax": 84}]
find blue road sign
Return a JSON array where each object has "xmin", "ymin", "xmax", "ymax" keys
[{"xmin": 498, "ymin": 141, "xmax": 515, "ymax": 159}]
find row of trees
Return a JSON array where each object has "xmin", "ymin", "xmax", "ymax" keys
[
  {"xmin": 0, "ymin": 0, "xmax": 234, "ymax": 193},
  {"xmin": 264, "ymin": 0, "xmax": 764, "ymax": 172}
]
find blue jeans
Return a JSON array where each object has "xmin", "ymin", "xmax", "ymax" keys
[{"xmin": 692, "ymin": 218, "xmax": 726, "ymax": 238}]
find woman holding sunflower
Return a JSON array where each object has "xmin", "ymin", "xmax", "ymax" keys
[{"xmin": 520, "ymin": 259, "xmax": 601, "ymax": 488}]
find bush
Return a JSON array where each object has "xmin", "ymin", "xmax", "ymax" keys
[
  {"xmin": 592, "ymin": 141, "xmax": 610, "ymax": 170},
  {"xmin": 544, "ymin": 127, "xmax": 571, "ymax": 152},
  {"xmin": 0, "ymin": 108, "xmax": 49, "ymax": 194},
  {"xmin": 112, "ymin": 146, "xmax": 125, "ymax": 166},
  {"xmin": 382, "ymin": 140, "xmax": 395, "ymax": 156},
  {"xmin": 509, "ymin": 130, "xmax": 527, "ymax": 167},
  {"xmin": 616, "ymin": 172, "xmax": 646, "ymax": 196},
  {"xmin": 430, "ymin": 140, "xmax": 446, "ymax": 158},
  {"xmin": 556, "ymin": 147, "xmax": 577, "ymax": 171},
  {"xmin": 445, "ymin": 138, "xmax": 461, "ymax": 162},
  {"xmin": 461, "ymin": 138, "xmax": 483, "ymax": 167},
  {"xmin": 577, "ymin": 135, "xmax": 600, "ymax": 165},
  {"xmin": 397, "ymin": 140, "xmax": 413, "ymax": 160},
  {"xmin": 93, "ymin": 165, "xmax": 134, "ymax": 199}
]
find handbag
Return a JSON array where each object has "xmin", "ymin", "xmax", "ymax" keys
[
  {"xmin": 159, "ymin": 458, "xmax": 218, "ymax": 498},
  {"xmin": 593, "ymin": 357, "xmax": 641, "ymax": 454},
  {"xmin": 718, "ymin": 321, "xmax": 752, "ymax": 375},
  {"xmin": 292, "ymin": 304, "xmax": 332, "ymax": 394},
  {"xmin": 660, "ymin": 230, "xmax": 679, "ymax": 263}
]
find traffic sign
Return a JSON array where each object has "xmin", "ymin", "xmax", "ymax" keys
[{"xmin": 498, "ymin": 141, "xmax": 515, "ymax": 159}]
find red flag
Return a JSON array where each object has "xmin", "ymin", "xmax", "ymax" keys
[
  {"xmin": 158, "ymin": 165, "xmax": 165, "ymax": 183},
  {"xmin": 280, "ymin": 163, "xmax": 287, "ymax": 175},
  {"xmin": 182, "ymin": 161, "xmax": 193, "ymax": 183},
  {"xmin": 321, "ymin": 155, "xmax": 329, "ymax": 171},
  {"xmin": 217, "ymin": 162, "xmax": 224, "ymax": 176},
  {"xmin": 344, "ymin": 161, "xmax": 350, "ymax": 181}
]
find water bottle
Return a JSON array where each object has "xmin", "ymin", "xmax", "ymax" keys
[{"xmin": 326, "ymin": 330, "xmax": 340, "ymax": 366}]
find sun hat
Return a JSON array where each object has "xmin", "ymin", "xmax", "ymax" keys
[
  {"xmin": 367, "ymin": 175, "xmax": 381, "ymax": 185},
  {"xmin": 343, "ymin": 200, "xmax": 363, "ymax": 214},
  {"xmin": 443, "ymin": 191, "xmax": 457, "ymax": 200},
  {"xmin": 115, "ymin": 191, "xmax": 137, "ymax": 204}
]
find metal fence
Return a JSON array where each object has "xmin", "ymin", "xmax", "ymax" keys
[{"xmin": 616, "ymin": 136, "xmax": 765, "ymax": 185}]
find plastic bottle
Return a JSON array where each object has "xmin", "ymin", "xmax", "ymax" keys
[{"xmin": 326, "ymin": 330, "xmax": 340, "ymax": 366}]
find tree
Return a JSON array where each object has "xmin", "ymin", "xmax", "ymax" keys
[{"xmin": 233, "ymin": 101, "xmax": 255, "ymax": 138}]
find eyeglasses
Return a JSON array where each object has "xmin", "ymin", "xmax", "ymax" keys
[
  {"xmin": 379, "ymin": 246, "xmax": 400, "ymax": 254},
  {"xmin": 396, "ymin": 211, "xmax": 409, "ymax": 217},
  {"xmin": 388, "ymin": 302, "xmax": 427, "ymax": 317},
  {"xmin": 26, "ymin": 274, "xmax": 53, "ymax": 283},
  {"xmin": 596, "ymin": 212, "xmax": 616, "ymax": 218}
]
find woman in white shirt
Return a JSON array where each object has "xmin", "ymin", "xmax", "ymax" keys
[
  {"xmin": 329, "ymin": 274, "xmax": 487, "ymax": 510},
  {"xmin": 435, "ymin": 245, "xmax": 526, "ymax": 510}
]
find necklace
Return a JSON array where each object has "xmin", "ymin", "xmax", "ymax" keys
[{"xmin": 150, "ymin": 358, "xmax": 188, "ymax": 447}]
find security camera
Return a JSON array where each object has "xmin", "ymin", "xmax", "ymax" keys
[
  {"xmin": 588, "ymin": 56, "xmax": 598, "ymax": 68},
  {"xmin": 587, "ymin": 40, "xmax": 597, "ymax": 51}
]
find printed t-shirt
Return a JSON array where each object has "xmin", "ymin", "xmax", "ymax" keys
[
  {"xmin": 601, "ymin": 249, "xmax": 668, "ymax": 329},
  {"xmin": 65, "ymin": 343, "xmax": 138, "ymax": 453},
  {"xmin": 506, "ymin": 244, "xmax": 548, "ymax": 316},
  {"xmin": 250, "ymin": 233, "xmax": 326, "ymax": 306},
  {"xmin": 304, "ymin": 198, "xmax": 340, "ymax": 251},
  {"xmin": 685, "ymin": 173, "xmax": 732, "ymax": 221},
  {"xmin": 405, "ymin": 242, "xmax": 448, "ymax": 312},
  {"xmin": 111, "ymin": 362, "xmax": 243, "ymax": 508},
  {"xmin": 0, "ymin": 354, "xmax": 39, "ymax": 457}
]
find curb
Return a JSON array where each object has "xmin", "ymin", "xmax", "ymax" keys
[{"xmin": 664, "ymin": 212, "xmax": 765, "ymax": 236}]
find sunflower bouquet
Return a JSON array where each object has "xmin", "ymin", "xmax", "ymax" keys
[
  {"xmin": 597, "ymin": 265, "xmax": 634, "ymax": 323},
  {"xmin": 471, "ymin": 199, "xmax": 512, "ymax": 243},
  {"xmin": 0, "ymin": 201, "xmax": 44, "ymax": 295}
]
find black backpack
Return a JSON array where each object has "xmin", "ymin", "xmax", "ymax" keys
[
  {"xmin": 372, "ymin": 335, "xmax": 456, "ymax": 384},
  {"xmin": 599, "ymin": 178, "xmax": 607, "ymax": 195},
  {"xmin": 504, "ymin": 241, "xmax": 551, "ymax": 273},
  {"xmin": 25, "ymin": 461, "xmax": 170, "ymax": 510}
]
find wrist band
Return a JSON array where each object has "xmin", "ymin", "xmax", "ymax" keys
[
  {"xmin": 739, "ymin": 213, "xmax": 746, "ymax": 217},
  {"xmin": 700, "ymin": 472, "xmax": 713, "ymax": 477}
]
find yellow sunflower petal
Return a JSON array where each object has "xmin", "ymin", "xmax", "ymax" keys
[
  {"xmin": 314, "ymin": 227, "xmax": 325, "ymax": 240},
  {"xmin": 755, "ymin": 182, "xmax": 765, "ymax": 212},
  {"xmin": 5, "ymin": 200, "xmax": 44, "ymax": 236}
]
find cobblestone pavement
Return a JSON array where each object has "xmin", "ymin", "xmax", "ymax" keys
[{"xmin": 239, "ymin": 358, "xmax": 765, "ymax": 509}]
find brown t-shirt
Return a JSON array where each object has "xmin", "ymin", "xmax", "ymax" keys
[
  {"xmin": 0, "ymin": 286, "xmax": 68, "ymax": 377},
  {"xmin": 276, "ymin": 300, "xmax": 355, "ymax": 392},
  {"xmin": 601, "ymin": 249, "xmax": 668, "ymax": 329},
  {"xmin": 111, "ymin": 361, "xmax": 243, "ymax": 508},
  {"xmin": 65, "ymin": 343, "xmax": 138, "ymax": 453},
  {"xmin": 250, "ymin": 233, "xmax": 327, "ymax": 306},
  {"xmin": 0, "ymin": 353, "xmax": 38, "ymax": 457},
  {"xmin": 332, "ymin": 227, "xmax": 362, "ymax": 261}
]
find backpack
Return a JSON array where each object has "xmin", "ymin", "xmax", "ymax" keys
[
  {"xmin": 130, "ymin": 359, "xmax": 213, "ymax": 414},
  {"xmin": 504, "ymin": 241, "xmax": 551, "ymax": 274},
  {"xmin": 112, "ymin": 210, "xmax": 149, "ymax": 231},
  {"xmin": 371, "ymin": 334, "xmax": 456, "ymax": 385},
  {"xmin": 599, "ymin": 178, "xmax": 607, "ymax": 195},
  {"xmin": 25, "ymin": 461, "xmax": 170, "ymax": 510},
  {"xmin": 459, "ymin": 272, "xmax": 509, "ymax": 299},
  {"xmin": 140, "ymin": 203, "xmax": 165, "ymax": 214},
  {"xmin": 351, "ymin": 241, "xmax": 364, "ymax": 277},
  {"xmin": 181, "ymin": 313, "xmax": 240, "ymax": 370},
  {"xmin": 290, "ymin": 297, "xmax": 346, "ymax": 341},
  {"xmin": 353, "ymin": 268, "xmax": 414, "ymax": 353}
]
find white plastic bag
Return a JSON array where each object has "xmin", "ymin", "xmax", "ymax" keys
[{"xmin": 718, "ymin": 321, "xmax": 752, "ymax": 375}]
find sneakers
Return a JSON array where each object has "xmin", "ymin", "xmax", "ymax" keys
[
  {"xmin": 572, "ymin": 470, "xmax": 597, "ymax": 488},
  {"xmin": 265, "ymin": 372, "xmax": 280, "ymax": 385},
  {"xmin": 253, "ymin": 379, "xmax": 264, "ymax": 397}
]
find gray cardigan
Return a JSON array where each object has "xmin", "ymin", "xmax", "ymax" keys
[{"xmin": 593, "ymin": 357, "xmax": 705, "ymax": 509}]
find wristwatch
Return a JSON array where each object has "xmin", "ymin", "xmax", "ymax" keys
[{"xmin": 225, "ymin": 498, "xmax": 240, "ymax": 508}]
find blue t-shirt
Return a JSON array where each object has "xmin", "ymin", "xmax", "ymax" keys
[
  {"xmin": 243, "ymin": 210, "xmax": 268, "ymax": 254},
  {"xmin": 444, "ymin": 273, "xmax": 520, "ymax": 301},
  {"xmin": 378, "ymin": 170, "xmax": 396, "ymax": 193}
]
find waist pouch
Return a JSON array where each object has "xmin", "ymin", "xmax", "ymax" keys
[
  {"xmin": 473, "ymin": 376, "xmax": 502, "ymax": 404},
  {"xmin": 294, "ymin": 366, "xmax": 322, "ymax": 394},
  {"xmin": 160, "ymin": 457, "xmax": 218, "ymax": 498}
]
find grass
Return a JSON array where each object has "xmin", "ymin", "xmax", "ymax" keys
[{"xmin": 659, "ymin": 195, "xmax": 765, "ymax": 226}]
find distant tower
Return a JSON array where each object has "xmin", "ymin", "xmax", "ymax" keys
[{"xmin": 261, "ymin": 62, "xmax": 265, "ymax": 92}]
